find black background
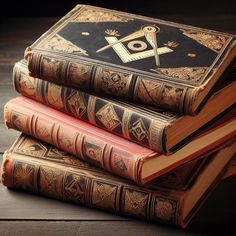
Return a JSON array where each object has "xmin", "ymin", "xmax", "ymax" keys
[{"xmin": 1, "ymin": 0, "xmax": 236, "ymax": 17}]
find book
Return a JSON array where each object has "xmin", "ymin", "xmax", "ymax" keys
[
  {"xmin": 4, "ymin": 96, "xmax": 236, "ymax": 184},
  {"xmin": 1, "ymin": 134, "xmax": 235, "ymax": 228},
  {"xmin": 13, "ymin": 60, "xmax": 236, "ymax": 153},
  {"xmin": 24, "ymin": 4, "xmax": 236, "ymax": 114},
  {"xmin": 223, "ymin": 156, "xmax": 236, "ymax": 179}
]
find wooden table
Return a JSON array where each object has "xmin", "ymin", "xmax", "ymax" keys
[{"xmin": 0, "ymin": 16, "xmax": 236, "ymax": 235}]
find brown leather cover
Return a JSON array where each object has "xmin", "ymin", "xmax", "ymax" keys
[{"xmin": 1, "ymin": 134, "xmax": 235, "ymax": 228}]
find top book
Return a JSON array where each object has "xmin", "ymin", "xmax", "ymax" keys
[{"xmin": 24, "ymin": 4, "xmax": 236, "ymax": 114}]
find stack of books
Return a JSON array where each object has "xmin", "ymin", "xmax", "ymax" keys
[{"xmin": 1, "ymin": 5, "xmax": 236, "ymax": 228}]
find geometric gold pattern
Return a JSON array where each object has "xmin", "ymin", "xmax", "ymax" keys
[
  {"xmin": 96, "ymin": 104, "xmax": 121, "ymax": 130},
  {"xmin": 129, "ymin": 119, "xmax": 148, "ymax": 141},
  {"xmin": 67, "ymin": 91, "xmax": 86, "ymax": 118}
]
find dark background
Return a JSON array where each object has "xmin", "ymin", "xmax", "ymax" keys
[{"xmin": 1, "ymin": 0, "xmax": 236, "ymax": 17}]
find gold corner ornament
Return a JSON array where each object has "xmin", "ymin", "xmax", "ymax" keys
[{"xmin": 96, "ymin": 25, "xmax": 173, "ymax": 66}]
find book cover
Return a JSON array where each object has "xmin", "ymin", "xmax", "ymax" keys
[
  {"xmin": 4, "ymin": 96, "xmax": 236, "ymax": 184},
  {"xmin": 13, "ymin": 60, "xmax": 236, "ymax": 153},
  {"xmin": 24, "ymin": 5, "xmax": 236, "ymax": 114},
  {"xmin": 1, "ymin": 134, "xmax": 235, "ymax": 228}
]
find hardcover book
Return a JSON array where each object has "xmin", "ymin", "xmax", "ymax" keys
[
  {"xmin": 1, "ymin": 134, "xmax": 235, "ymax": 228},
  {"xmin": 4, "ymin": 96, "xmax": 236, "ymax": 184},
  {"xmin": 24, "ymin": 5, "xmax": 236, "ymax": 114},
  {"xmin": 13, "ymin": 60, "xmax": 236, "ymax": 153}
]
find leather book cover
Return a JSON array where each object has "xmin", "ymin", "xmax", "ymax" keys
[
  {"xmin": 24, "ymin": 5, "xmax": 236, "ymax": 114},
  {"xmin": 13, "ymin": 59, "xmax": 236, "ymax": 153},
  {"xmin": 1, "ymin": 134, "xmax": 235, "ymax": 228},
  {"xmin": 3, "ymin": 96, "xmax": 236, "ymax": 184}
]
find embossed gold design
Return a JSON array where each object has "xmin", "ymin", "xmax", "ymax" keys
[
  {"xmin": 181, "ymin": 29, "xmax": 227, "ymax": 53},
  {"xmin": 161, "ymin": 86, "xmax": 183, "ymax": 109},
  {"xmin": 41, "ymin": 57, "xmax": 61, "ymax": 79},
  {"xmin": 135, "ymin": 78, "xmax": 163, "ymax": 105},
  {"xmin": 96, "ymin": 104, "xmax": 121, "ymax": 130},
  {"xmin": 37, "ymin": 127, "xmax": 50, "ymax": 138},
  {"xmin": 154, "ymin": 198, "xmax": 176, "ymax": 222},
  {"xmin": 128, "ymin": 40, "xmax": 147, "ymax": 51},
  {"xmin": 47, "ymin": 83, "xmax": 64, "ymax": 109},
  {"xmin": 115, "ymin": 159, "xmax": 127, "ymax": 172},
  {"xmin": 64, "ymin": 173, "xmax": 86, "ymax": 203},
  {"xmin": 67, "ymin": 91, "xmax": 86, "ymax": 118},
  {"xmin": 13, "ymin": 162, "xmax": 35, "ymax": 192},
  {"xmin": 16, "ymin": 138, "xmax": 47, "ymax": 157},
  {"xmin": 97, "ymin": 25, "xmax": 173, "ymax": 65},
  {"xmin": 151, "ymin": 67, "xmax": 208, "ymax": 83},
  {"xmin": 96, "ymin": 69, "xmax": 131, "ymax": 97},
  {"xmin": 129, "ymin": 119, "xmax": 148, "ymax": 141},
  {"xmin": 83, "ymin": 143, "xmax": 103, "ymax": 163},
  {"xmin": 59, "ymin": 136, "xmax": 73, "ymax": 148},
  {"xmin": 105, "ymin": 29, "xmax": 120, "ymax": 36},
  {"xmin": 92, "ymin": 181, "xmax": 117, "ymax": 210},
  {"xmin": 163, "ymin": 41, "xmax": 179, "ymax": 48},
  {"xmin": 68, "ymin": 62, "xmax": 91, "ymax": 88},
  {"xmin": 123, "ymin": 189, "xmax": 149, "ymax": 217},
  {"xmin": 72, "ymin": 9, "xmax": 132, "ymax": 22},
  {"xmin": 18, "ymin": 73, "xmax": 36, "ymax": 96},
  {"xmin": 40, "ymin": 34, "xmax": 88, "ymax": 55},
  {"xmin": 39, "ymin": 167, "xmax": 63, "ymax": 199}
]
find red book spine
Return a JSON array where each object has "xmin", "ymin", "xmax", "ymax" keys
[{"xmin": 4, "ymin": 97, "xmax": 156, "ymax": 184}]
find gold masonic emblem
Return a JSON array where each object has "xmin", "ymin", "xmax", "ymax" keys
[{"xmin": 96, "ymin": 25, "xmax": 173, "ymax": 66}]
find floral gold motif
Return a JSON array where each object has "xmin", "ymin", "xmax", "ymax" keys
[
  {"xmin": 72, "ymin": 9, "xmax": 133, "ymax": 22},
  {"xmin": 47, "ymin": 83, "xmax": 64, "ymax": 109},
  {"xmin": 92, "ymin": 181, "xmax": 117, "ymax": 210},
  {"xmin": 154, "ymin": 197, "xmax": 176, "ymax": 222},
  {"xmin": 40, "ymin": 34, "xmax": 88, "ymax": 55},
  {"xmin": 41, "ymin": 57, "xmax": 61, "ymax": 80},
  {"xmin": 123, "ymin": 189, "xmax": 149, "ymax": 217},
  {"xmin": 67, "ymin": 91, "xmax": 86, "ymax": 118},
  {"xmin": 151, "ymin": 67, "xmax": 208, "ymax": 83},
  {"xmin": 163, "ymin": 41, "xmax": 179, "ymax": 48},
  {"xmin": 18, "ymin": 73, "xmax": 36, "ymax": 97},
  {"xmin": 129, "ymin": 119, "xmax": 148, "ymax": 141},
  {"xmin": 83, "ymin": 141, "xmax": 103, "ymax": 164},
  {"xmin": 96, "ymin": 104, "xmax": 121, "ymax": 131},
  {"xmin": 105, "ymin": 29, "xmax": 120, "ymax": 36},
  {"xmin": 13, "ymin": 161, "xmax": 35, "ymax": 192},
  {"xmin": 181, "ymin": 29, "xmax": 227, "ymax": 53}
]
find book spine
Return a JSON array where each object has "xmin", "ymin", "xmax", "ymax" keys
[
  {"xmin": 13, "ymin": 61, "xmax": 167, "ymax": 153},
  {"xmin": 25, "ymin": 50, "xmax": 190, "ymax": 114},
  {"xmin": 1, "ymin": 153, "xmax": 181, "ymax": 227},
  {"xmin": 4, "ymin": 100, "xmax": 144, "ymax": 183}
]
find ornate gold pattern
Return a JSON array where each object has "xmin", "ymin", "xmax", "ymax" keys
[
  {"xmin": 40, "ymin": 34, "xmax": 88, "ymax": 55},
  {"xmin": 161, "ymin": 86, "xmax": 183, "ymax": 109},
  {"xmin": 115, "ymin": 159, "xmax": 127, "ymax": 172},
  {"xmin": 105, "ymin": 29, "xmax": 120, "ymax": 36},
  {"xmin": 151, "ymin": 67, "xmax": 208, "ymax": 83},
  {"xmin": 18, "ymin": 73, "xmax": 36, "ymax": 97},
  {"xmin": 41, "ymin": 57, "xmax": 61, "ymax": 79},
  {"xmin": 67, "ymin": 91, "xmax": 86, "ymax": 118},
  {"xmin": 129, "ymin": 119, "xmax": 148, "ymax": 141},
  {"xmin": 64, "ymin": 173, "xmax": 87, "ymax": 203},
  {"xmin": 154, "ymin": 198, "xmax": 176, "ymax": 222},
  {"xmin": 47, "ymin": 83, "xmax": 64, "ymax": 109},
  {"xmin": 59, "ymin": 136, "xmax": 73, "ymax": 149},
  {"xmin": 83, "ymin": 142, "xmax": 103, "ymax": 163},
  {"xmin": 68, "ymin": 62, "xmax": 91, "ymax": 89},
  {"xmin": 123, "ymin": 189, "xmax": 149, "ymax": 217},
  {"xmin": 72, "ymin": 9, "xmax": 132, "ymax": 22},
  {"xmin": 16, "ymin": 138, "xmax": 47, "ymax": 157},
  {"xmin": 96, "ymin": 104, "xmax": 121, "ymax": 130},
  {"xmin": 92, "ymin": 181, "xmax": 117, "ymax": 210},
  {"xmin": 37, "ymin": 127, "xmax": 50, "ymax": 138},
  {"xmin": 39, "ymin": 166, "xmax": 63, "ymax": 199},
  {"xmin": 95, "ymin": 68, "xmax": 132, "ymax": 97},
  {"xmin": 13, "ymin": 162, "xmax": 35, "ymax": 192},
  {"xmin": 181, "ymin": 29, "xmax": 227, "ymax": 53},
  {"xmin": 135, "ymin": 78, "xmax": 163, "ymax": 105}
]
